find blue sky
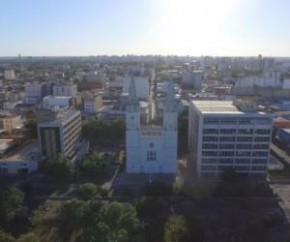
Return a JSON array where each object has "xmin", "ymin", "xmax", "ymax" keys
[{"xmin": 1, "ymin": 0, "xmax": 290, "ymax": 56}]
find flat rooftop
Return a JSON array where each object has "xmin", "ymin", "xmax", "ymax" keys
[
  {"xmin": 3, "ymin": 142, "xmax": 39, "ymax": 162},
  {"xmin": 38, "ymin": 108, "xmax": 80, "ymax": 124},
  {"xmin": 192, "ymin": 100, "xmax": 241, "ymax": 113}
]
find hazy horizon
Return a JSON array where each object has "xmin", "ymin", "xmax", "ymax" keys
[{"xmin": 1, "ymin": 0, "xmax": 290, "ymax": 57}]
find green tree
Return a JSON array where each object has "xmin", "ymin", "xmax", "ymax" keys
[
  {"xmin": 78, "ymin": 183, "xmax": 100, "ymax": 201},
  {"xmin": 42, "ymin": 155, "xmax": 73, "ymax": 182},
  {"xmin": 81, "ymin": 152, "xmax": 105, "ymax": 177},
  {"xmin": 99, "ymin": 202, "xmax": 139, "ymax": 235},
  {"xmin": 24, "ymin": 120, "xmax": 38, "ymax": 139},
  {"xmin": 83, "ymin": 202, "xmax": 139, "ymax": 242},
  {"xmin": 30, "ymin": 201, "xmax": 61, "ymax": 228},
  {"xmin": 0, "ymin": 187, "xmax": 27, "ymax": 222},
  {"xmin": 142, "ymin": 181, "xmax": 172, "ymax": 196},
  {"xmin": 17, "ymin": 232, "xmax": 38, "ymax": 242},
  {"xmin": 0, "ymin": 230, "xmax": 15, "ymax": 242},
  {"xmin": 136, "ymin": 197, "xmax": 170, "ymax": 241},
  {"xmin": 30, "ymin": 199, "xmax": 96, "ymax": 242},
  {"xmin": 59, "ymin": 199, "xmax": 88, "ymax": 234},
  {"xmin": 82, "ymin": 119, "xmax": 125, "ymax": 147},
  {"xmin": 164, "ymin": 215, "xmax": 189, "ymax": 242},
  {"xmin": 173, "ymin": 178, "xmax": 183, "ymax": 195}
]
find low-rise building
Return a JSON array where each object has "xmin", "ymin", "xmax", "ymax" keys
[
  {"xmin": 0, "ymin": 142, "xmax": 39, "ymax": 175},
  {"xmin": 43, "ymin": 95, "xmax": 72, "ymax": 110},
  {"xmin": 3, "ymin": 115, "xmax": 22, "ymax": 132}
]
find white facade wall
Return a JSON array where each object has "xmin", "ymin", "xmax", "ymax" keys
[
  {"xmin": 43, "ymin": 96, "xmax": 71, "ymax": 109},
  {"xmin": 4, "ymin": 70, "xmax": 16, "ymax": 80},
  {"xmin": 126, "ymin": 127, "xmax": 177, "ymax": 174},
  {"xmin": 188, "ymin": 101, "xmax": 273, "ymax": 177},
  {"xmin": 0, "ymin": 160, "xmax": 38, "ymax": 174},
  {"xmin": 25, "ymin": 83, "xmax": 43, "ymax": 97},
  {"xmin": 282, "ymin": 79, "xmax": 290, "ymax": 89},
  {"xmin": 235, "ymin": 73, "xmax": 281, "ymax": 88},
  {"xmin": 126, "ymin": 100, "xmax": 177, "ymax": 174}
]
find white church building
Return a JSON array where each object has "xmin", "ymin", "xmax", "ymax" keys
[{"xmin": 126, "ymin": 77, "xmax": 178, "ymax": 174}]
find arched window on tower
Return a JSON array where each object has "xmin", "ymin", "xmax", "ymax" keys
[{"xmin": 147, "ymin": 151, "xmax": 156, "ymax": 161}]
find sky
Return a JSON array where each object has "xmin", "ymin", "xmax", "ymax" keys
[{"xmin": 1, "ymin": 0, "xmax": 290, "ymax": 56}]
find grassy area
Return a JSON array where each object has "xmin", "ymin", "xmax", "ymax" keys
[{"xmin": 269, "ymin": 169, "xmax": 290, "ymax": 179}]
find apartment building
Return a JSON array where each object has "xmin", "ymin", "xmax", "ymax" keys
[
  {"xmin": 52, "ymin": 84, "xmax": 77, "ymax": 97},
  {"xmin": 37, "ymin": 109, "xmax": 83, "ymax": 160},
  {"xmin": 188, "ymin": 100, "xmax": 273, "ymax": 177},
  {"xmin": 24, "ymin": 82, "xmax": 52, "ymax": 104}
]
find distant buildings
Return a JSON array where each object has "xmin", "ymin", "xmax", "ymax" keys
[
  {"xmin": 83, "ymin": 94, "xmax": 101, "ymax": 114},
  {"xmin": 234, "ymin": 72, "xmax": 282, "ymax": 89},
  {"xmin": 182, "ymin": 70, "xmax": 204, "ymax": 90},
  {"xmin": 188, "ymin": 100, "xmax": 273, "ymax": 177},
  {"xmin": 3, "ymin": 115, "xmax": 21, "ymax": 132},
  {"xmin": 43, "ymin": 95, "xmax": 72, "ymax": 110},
  {"xmin": 24, "ymin": 82, "xmax": 52, "ymax": 104},
  {"xmin": 52, "ymin": 83, "xmax": 77, "ymax": 97},
  {"xmin": 37, "ymin": 109, "xmax": 88, "ymax": 163},
  {"xmin": 4, "ymin": 69, "xmax": 16, "ymax": 81},
  {"xmin": 122, "ymin": 76, "xmax": 150, "ymax": 100}
]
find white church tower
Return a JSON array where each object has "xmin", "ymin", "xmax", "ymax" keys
[
  {"xmin": 162, "ymin": 81, "xmax": 178, "ymax": 171},
  {"xmin": 126, "ymin": 77, "xmax": 140, "ymax": 173},
  {"xmin": 126, "ymin": 77, "xmax": 178, "ymax": 174}
]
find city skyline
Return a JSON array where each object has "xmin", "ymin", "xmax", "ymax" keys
[{"xmin": 1, "ymin": 0, "xmax": 290, "ymax": 57}]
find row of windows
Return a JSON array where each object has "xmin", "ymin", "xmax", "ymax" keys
[
  {"xmin": 202, "ymin": 136, "xmax": 270, "ymax": 142},
  {"xmin": 202, "ymin": 151, "xmax": 268, "ymax": 157},
  {"xmin": 201, "ymin": 165, "xmax": 267, "ymax": 171},
  {"xmin": 147, "ymin": 151, "xmax": 156, "ymax": 161},
  {"xmin": 203, "ymin": 117, "xmax": 271, "ymax": 125},
  {"xmin": 203, "ymin": 129, "xmax": 271, "ymax": 135},
  {"xmin": 202, "ymin": 143, "xmax": 269, "ymax": 150},
  {"xmin": 202, "ymin": 158, "xmax": 268, "ymax": 164}
]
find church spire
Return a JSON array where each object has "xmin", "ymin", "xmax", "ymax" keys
[
  {"xmin": 164, "ymin": 78, "xmax": 176, "ymax": 111},
  {"xmin": 128, "ymin": 76, "xmax": 138, "ymax": 105}
]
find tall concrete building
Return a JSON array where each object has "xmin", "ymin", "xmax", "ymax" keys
[
  {"xmin": 126, "ymin": 78, "xmax": 178, "ymax": 174},
  {"xmin": 188, "ymin": 100, "xmax": 273, "ymax": 177},
  {"xmin": 4, "ymin": 69, "xmax": 16, "ymax": 81},
  {"xmin": 37, "ymin": 109, "xmax": 87, "ymax": 162},
  {"xmin": 24, "ymin": 82, "xmax": 49, "ymax": 104},
  {"xmin": 182, "ymin": 70, "xmax": 204, "ymax": 90},
  {"xmin": 52, "ymin": 83, "xmax": 77, "ymax": 97},
  {"xmin": 83, "ymin": 94, "xmax": 100, "ymax": 114}
]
